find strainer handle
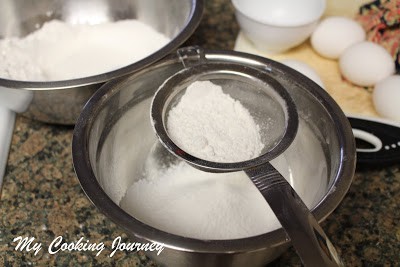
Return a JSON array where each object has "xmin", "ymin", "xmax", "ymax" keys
[{"xmin": 245, "ymin": 163, "xmax": 344, "ymax": 267}]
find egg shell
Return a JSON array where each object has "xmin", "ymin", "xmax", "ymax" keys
[
  {"xmin": 311, "ymin": 16, "xmax": 366, "ymax": 59},
  {"xmin": 281, "ymin": 59, "xmax": 325, "ymax": 89},
  {"xmin": 339, "ymin": 41, "xmax": 395, "ymax": 87},
  {"xmin": 373, "ymin": 75, "xmax": 400, "ymax": 121}
]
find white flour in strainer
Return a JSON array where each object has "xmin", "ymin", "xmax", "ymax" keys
[
  {"xmin": 167, "ymin": 80, "xmax": 265, "ymax": 163},
  {"xmin": 0, "ymin": 19, "xmax": 170, "ymax": 81}
]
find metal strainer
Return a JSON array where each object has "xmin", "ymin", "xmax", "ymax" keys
[{"xmin": 150, "ymin": 47, "xmax": 343, "ymax": 267}]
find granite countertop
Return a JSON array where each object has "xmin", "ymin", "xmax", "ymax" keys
[{"xmin": 1, "ymin": 1, "xmax": 399, "ymax": 266}]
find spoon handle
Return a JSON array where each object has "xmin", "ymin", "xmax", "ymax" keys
[{"xmin": 245, "ymin": 163, "xmax": 343, "ymax": 267}]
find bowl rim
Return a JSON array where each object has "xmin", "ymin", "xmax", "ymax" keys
[
  {"xmin": 0, "ymin": 0, "xmax": 204, "ymax": 91},
  {"xmin": 72, "ymin": 49, "xmax": 356, "ymax": 254},
  {"xmin": 231, "ymin": 0, "xmax": 326, "ymax": 27}
]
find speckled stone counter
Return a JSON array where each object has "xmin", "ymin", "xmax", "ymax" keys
[{"xmin": 1, "ymin": 1, "xmax": 399, "ymax": 266}]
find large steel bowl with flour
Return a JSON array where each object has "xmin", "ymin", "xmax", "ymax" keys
[
  {"xmin": 72, "ymin": 48, "xmax": 356, "ymax": 267},
  {"xmin": 0, "ymin": 0, "xmax": 203, "ymax": 124}
]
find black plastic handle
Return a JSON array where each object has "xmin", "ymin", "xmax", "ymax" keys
[{"xmin": 348, "ymin": 115, "xmax": 400, "ymax": 167}]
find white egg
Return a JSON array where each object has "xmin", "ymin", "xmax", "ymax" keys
[
  {"xmin": 311, "ymin": 17, "xmax": 366, "ymax": 59},
  {"xmin": 281, "ymin": 59, "xmax": 325, "ymax": 89},
  {"xmin": 339, "ymin": 41, "xmax": 395, "ymax": 87},
  {"xmin": 373, "ymin": 75, "xmax": 400, "ymax": 121}
]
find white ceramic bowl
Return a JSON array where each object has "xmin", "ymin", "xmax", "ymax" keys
[{"xmin": 232, "ymin": 0, "xmax": 326, "ymax": 53}]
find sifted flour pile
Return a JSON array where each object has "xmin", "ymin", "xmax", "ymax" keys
[
  {"xmin": 120, "ymin": 159, "xmax": 282, "ymax": 240},
  {"xmin": 0, "ymin": 20, "xmax": 170, "ymax": 81},
  {"xmin": 167, "ymin": 80, "xmax": 264, "ymax": 162}
]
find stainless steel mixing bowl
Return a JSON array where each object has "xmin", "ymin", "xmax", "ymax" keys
[
  {"xmin": 0, "ymin": 0, "xmax": 203, "ymax": 124},
  {"xmin": 72, "ymin": 49, "xmax": 356, "ymax": 267}
]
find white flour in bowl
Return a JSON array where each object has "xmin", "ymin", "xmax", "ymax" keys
[
  {"xmin": 119, "ymin": 121, "xmax": 328, "ymax": 240},
  {"xmin": 120, "ymin": 159, "xmax": 284, "ymax": 240},
  {"xmin": 0, "ymin": 20, "xmax": 170, "ymax": 81}
]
